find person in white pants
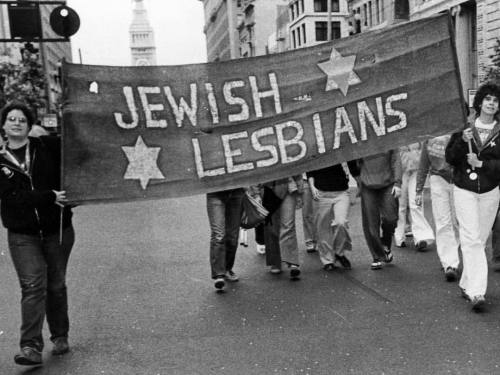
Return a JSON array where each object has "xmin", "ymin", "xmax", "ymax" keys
[
  {"xmin": 415, "ymin": 134, "xmax": 460, "ymax": 281},
  {"xmin": 445, "ymin": 82, "xmax": 500, "ymax": 312},
  {"xmin": 394, "ymin": 143, "xmax": 435, "ymax": 251}
]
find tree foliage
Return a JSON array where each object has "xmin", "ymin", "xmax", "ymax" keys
[
  {"xmin": 0, "ymin": 48, "xmax": 46, "ymax": 112},
  {"xmin": 485, "ymin": 38, "xmax": 500, "ymax": 85}
]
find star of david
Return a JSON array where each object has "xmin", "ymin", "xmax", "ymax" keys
[
  {"xmin": 317, "ymin": 47, "xmax": 361, "ymax": 96},
  {"xmin": 122, "ymin": 136, "xmax": 165, "ymax": 190}
]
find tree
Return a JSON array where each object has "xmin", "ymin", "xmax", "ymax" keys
[
  {"xmin": 485, "ymin": 38, "xmax": 500, "ymax": 85},
  {"xmin": 0, "ymin": 45, "xmax": 47, "ymax": 112}
]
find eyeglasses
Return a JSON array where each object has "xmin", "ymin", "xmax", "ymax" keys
[{"xmin": 6, "ymin": 116, "xmax": 28, "ymax": 124}]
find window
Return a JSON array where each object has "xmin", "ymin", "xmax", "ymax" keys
[
  {"xmin": 314, "ymin": 0, "xmax": 340, "ymax": 12},
  {"xmin": 302, "ymin": 23, "xmax": 306, "ymax": 45},
  {"xmin": 315, "ymin": 21, "xmax": 341, "ymax": 41},
  {"xmin": 376, "ymin": 0, "xmax": 380, "ymax": 24},
  {"xmin": 297, "ymin": 27, "xmax": 302, "ymax": 46},
  {"xmin": 292, "ymin": 29, "xmax": 297, "ymax": 49},
  {"xmin": 300, "ymin": 0, "xmax": 304, "ymax": 14},
  {"xmin": 290, "ymin": 4, "xmax": 295, "ymax": 20},
  {"xmin": 368, "ymin": 1, "xmax": 372, "ymax": 27}
]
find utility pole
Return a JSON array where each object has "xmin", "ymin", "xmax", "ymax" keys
[{"xmin": 327, "ymin": 0, "xmax": 332, "ymax": 41}]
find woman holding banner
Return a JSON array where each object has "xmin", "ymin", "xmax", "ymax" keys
[
  {"xmin": 0, "ymin": 101, "xmax": 74, "ymax": 365},
  {"xmin": 445, "ymin": 82, "xmax": 500, "ymax": 311}
]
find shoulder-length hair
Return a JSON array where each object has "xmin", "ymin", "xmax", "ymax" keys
[{"xmin": 472, "ymin": 83, "xmax": 500, "ymax": 117}]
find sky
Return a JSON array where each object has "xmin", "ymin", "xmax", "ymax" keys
[{"xmin": 66, "ymin": 0, "xmax": 207, "ymax": 66}]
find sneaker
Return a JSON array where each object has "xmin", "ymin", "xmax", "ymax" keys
[
  {"xmin": 256, "ymin": 244, "xmax": 266, "ymax": 255},
  {"xmin": 395, "ymin": 241, "xmax": 406, "ymax": 248},
  {"xmin": 470, "ymin": 295, "xmax": 486, "ymax": 311},
  {"xmin": 52, "ymin": 337, "xmax": 70, "ymax": 355},
  {"xmin": 306, "ymin": 246, "xmax": 317, "ymax": 253},
  {"xmin": 371, "ymin": 261, "xmax": 383, "ymax": 270},
  {"xmin": 444, "ymin": 267, "xmax": 458, "ymax": 282},
  {"xmin": 323, "ymin": 263, "xmax": 335, "ymax": 271},
  {"xmin": 225, "ymin": 270, "xmax": 239, "ymax": 282},
  {"xmin": 14, "ymin": 347, "xmax": 42, "ymax": 366},
  {"xmin": 335, "ymin": 254, "xmax": 352, "ymax": 270},
  {"xmin": 460, "ymin": 287, "xmax": 469, "ymax": 301},
  {"xmin": 289, "ymin": 265, "xmax": 301, "ymax": 280},
  {"xmin": 270, "ymin": 266, "xmax": 282, "ymax": 274},
  {"xmin": 214, "ymin": 277, "xmax": 225, "ymax": 290},
  {"xmin": 415, "ymin": 240, "xmax": 428, "ymax": 252},
  {"xmin": 383, "ymin": 247, "xmax": 393, "ymax": 263}
]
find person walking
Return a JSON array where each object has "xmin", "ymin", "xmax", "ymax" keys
[
  {"xmin": 262, "ymin": 176, "xmax": 304, "ymax": 279},
  {"xmin": 307, "ymin": 162, "xmax": 357, "ymax": 270},
  {"xmin": 416, "ymin": 134, "xmax": 460, "ymax": 281},
  {"xmin": 207, "ymin": 188, "xmax": 244, "ymax": 291},
  {"xmin": 395, "ymin": 142, "xmax": 435, "ymax": 251},
  {"xmin": 0, "ymin": 102, "xmax": 75, "ymax": 366},
  {"xmin": 445, "ymin": 82, "xmax": 500, "ymax": 311},
  {"xmin": 352, "ymin": 151, "xmax": 402, "ymax": 270}
]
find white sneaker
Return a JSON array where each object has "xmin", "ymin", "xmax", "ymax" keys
[
  {"xmin": 214, "ymin": 277, "xmax": 225, "ymax": 290},
  {"xmin": 256, "ymin": 244, "xmax": 266, "ymax": 255},
  {"xmin": 225, "ymin": 270, "xmax": 239, "ymax": 282}
]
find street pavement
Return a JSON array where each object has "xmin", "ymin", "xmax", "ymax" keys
[{"xmin": 0, "ymin": 191, "xmax": 499, "ymax": 375}]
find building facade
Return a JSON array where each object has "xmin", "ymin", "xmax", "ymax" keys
[
  {"xmin": 348, "ymin": 0, "xmax": 500, "ymax": 98},
  {"xmin": 199, "ymin": 0, "xmax": 242, "ymax": 62},
  {"xmin": 238, "ymin": 0, "xmax": 288, "ymax": 57},
  {"xmin": 288, "ymin": 0, "xmax": 351, "ymax": 49},
  {"xmin": 129, "ymin": 0, "xmax": 157, "ymax": 66}
]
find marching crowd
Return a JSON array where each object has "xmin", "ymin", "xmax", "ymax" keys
[
  {"xmin": 206, "ymin": 82, "xmax": 500, "ymax": 318},
  {"xmin": 1, "ymin": 82, "xmax": 500, "ymax": 367}
]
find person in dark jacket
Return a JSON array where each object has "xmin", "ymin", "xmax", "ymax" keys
[
  {"xmin": 351, "ymin": 151, "xmax": 402, "ymax": 270},
  {"xmin": 0, "ymin": 102, "xmax": 74, "ymax": 366},
  {"xmin": 445, "ymin": 82, "xmax": 500, "ymax": 311}
]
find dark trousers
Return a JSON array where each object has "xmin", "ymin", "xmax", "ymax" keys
[
  {"xmin": 8, "ymin": 226, "xmax": 74, "ymax": 351},
  {"xmin": 360, "ymin": 185, "xmax": 399, "ymax": 261},
  {"xmin": 207, "ymin": 189, "xmax": 244, "ymax": 278},
  {"xmin": 255, "ymin": 223, "xmax": 265, "ymax": 246},
  {"xmin": 264, "ymin": 209, "xmax": 282, "ymax": 268}
]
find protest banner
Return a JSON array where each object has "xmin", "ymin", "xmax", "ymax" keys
[{"xmin": 62, "ymin": 13, "xmax": 465, "ymax": 204}]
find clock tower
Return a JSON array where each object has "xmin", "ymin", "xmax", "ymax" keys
[{"xmin": 129, "ymin": 0, "xmax": 157, "ymax": 66}]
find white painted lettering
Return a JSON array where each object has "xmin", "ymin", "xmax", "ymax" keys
[
  {"xmin": 312, "ymin": 113, "xmax": 326, "ymax": 154},
  {"xmin": 386, "ymin": 93, "xmax": 408, "ymax": 133},
  {"xmin": 334, "ymin": 107, "xmax": 358, "ymax": 149},
  {"xmin": 205, "ymin": 83, "xmax": 219, "ymax": 125},
  {"xmin": 138, "ymin": 87, "xmax": 168, "ymax": 128},
  {"xmin": 251, "ymin": 127, "xmax": 279, "ymax": 168},
  {"xmin": 164, "ymin": 84, "xmax": 198, "ymax": 127},
  {"xmin": 249, "ymin": 73, "xmax": 282, "ymax": 118},
  {"xmin": 275, "ymin": 121, "xmax": 307, "ymax": 164},
  {"xmin": 358, "ymin": 98, "xmax": 385, "ymax": 140},
  {"xmin": 223, "ymin": 80, "xmax": 249, "ymax": 122},
  {"xmin": 191, "ymin": 139, "xmax": 225, "ymax": 178},
  {"xmin": 222, "ymin": 132, "xmax": 254, "ymax": 173},
  {"xmin": 114, "ymin": 86, "xmax": 139, "ymax": 129}
]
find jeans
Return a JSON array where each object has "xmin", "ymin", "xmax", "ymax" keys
[
  {"xmin": 394, "ymin": 171, "xmax": 434, "ymax": 245},
  {"xmin": 8, "ymin": 226, "xmax": 75, "ymax": 351},
  {"xmin": 454, "ymin": 186, "xmax": 499, "ymax": 297},
  {"xmin": 302, "ymin": 184, "xmax": 316, "ymax": 249},
  {"xmin": 312, "ymin": 190, "xmax": 351, "ymax": 265},
  {"xmin": 265, "ymin": 193, "xmax": 300, "ymax": 267},
  {"xmin": 360, "ymin": 185, "xmax": 399, "ymax": 261},
  {"xmin": 429, "ymin": 175, "xmax": 460, "ymax": 269},
  {"xmin": 207, "ymin": 189, "xmax": 244, "ymax": 279}
]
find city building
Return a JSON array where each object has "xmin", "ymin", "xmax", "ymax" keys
[
  {"xmin": 237, "ymin": 0, "xmax": 288, "ymax": 57},
  {"xmin": 199, "ymin": 0, "xmax": 242, "ymax": 62},
  {"xmin": 288, "ymin": 0, "xmax": 351, "ymax": 49},
  {"xmin": 129, "ymin": 0, "xmax": 157, "ymax": 66},
  {"xmin": 0, "ymin": 4, "xmax": 21, "ymax": 64},
  {"xmin": 348, "ymin": 0, "xmax": 500, "ymax": 100},
  {"xmin": 267, "ymin": 4, "xmax": 291, "ymax": 54}
]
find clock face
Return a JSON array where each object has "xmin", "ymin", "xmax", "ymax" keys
[{"xmin": 136, "ymin": 58, "xmax": 150, "ymax": 66}]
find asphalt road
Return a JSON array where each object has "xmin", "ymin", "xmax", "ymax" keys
[{"xmin": 0, "ymin": 191, "xmax": 499, "ymax": 375}]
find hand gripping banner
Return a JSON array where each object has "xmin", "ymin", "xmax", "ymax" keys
[{"xmin": 62, "ymin": 13, "xmax": 465, "ymax": 204}]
